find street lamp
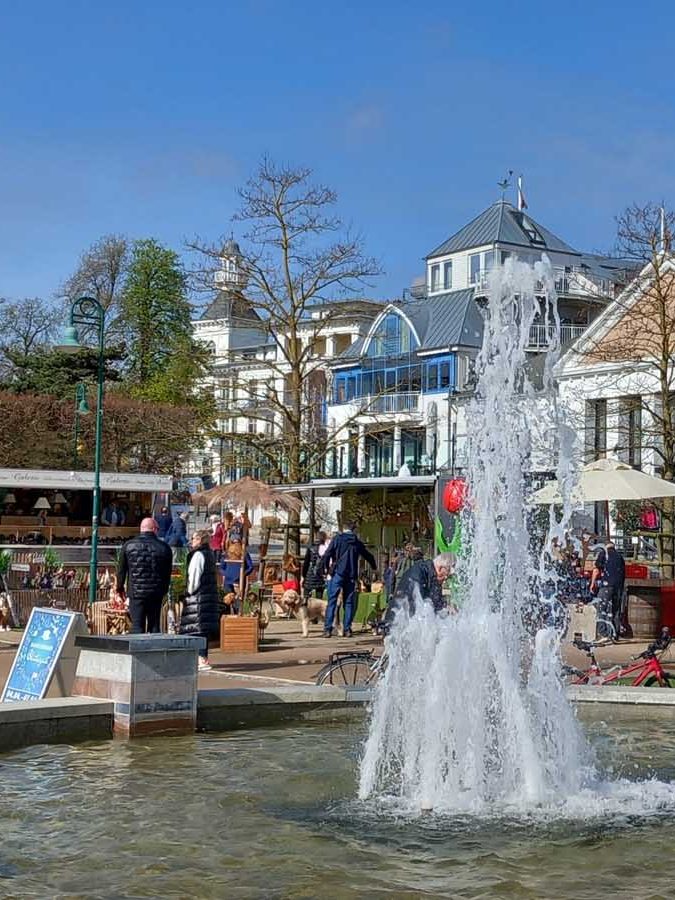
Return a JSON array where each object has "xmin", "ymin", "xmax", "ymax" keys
[
  {"xmin": 57, "ymin": 296, "xmax": 106, "ymax": 608},
  {"xmin": 73, "ymin": 383, "xmax": 91, "ymax": 468}
]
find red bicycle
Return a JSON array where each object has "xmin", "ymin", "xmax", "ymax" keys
[{"xmin": 566, "ymin": 627, "xmax": 672, "ymax": 687}]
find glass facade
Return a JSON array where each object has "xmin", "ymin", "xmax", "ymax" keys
[
  {"xmin": 367, "ymin": 312, "xmax": 419, "ymax": 357},
  {"xmin": 333, "ymin": 354, "xmax": 456, "ymax": 403}
]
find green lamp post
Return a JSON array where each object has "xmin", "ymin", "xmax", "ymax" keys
[
  {"xmin": 57, "ymin": 297, "xmax": 106, "ymax": 608},
  {"xmin": 73, "ymin": 383, "xmax": 91, "ymax": 468}
]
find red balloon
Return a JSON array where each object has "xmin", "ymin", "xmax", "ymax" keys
[{"xmin": 443, "ymin": 479, "xmax": 466, "ymax": 514}]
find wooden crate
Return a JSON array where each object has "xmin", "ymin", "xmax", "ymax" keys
[{"xmin": 220, "ymin": 615, "xmax": 259, "ymax": 653}]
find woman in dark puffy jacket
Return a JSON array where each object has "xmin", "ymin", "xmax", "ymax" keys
[
  {"xmin": 302, "ymin": 530, "xmax": 329, "ymax": 600},
  {"xmin": 180, "ymin": 529, "xmax": 221, "ymax": 670}
]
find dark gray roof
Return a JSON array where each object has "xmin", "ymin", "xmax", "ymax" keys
[
  {"xmin": 408, "ymin": 289, "xmax": 483, "ymax": 349},
  {"xmin": 427, "ymin": 200, "xmax": 578, "ymax": 259},
  {"xmin": 335, "ymin": 289, "xmax": 482, "ymax": 364},
  {"xmin": 221, "ymin": 237, "xmax": 242, "ymax": 256},
  {"xmin": 577, "ymin": 253, "xmax": 636, "ymax": 284},
  {"xmin": 200, "ymin": 292, "xmax": 262, "ymax": 322}
]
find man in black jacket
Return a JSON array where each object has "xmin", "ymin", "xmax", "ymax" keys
[
  {"xmin": 321, "ymin": 522, "xmax": 376, "ymax": 638},
  {"xmin": 117, "ymin": 518, "xmax": 173, "ymax": 634},
  {"xmin": 384, "ymin": 552, "xmax": 455, "ymax": 625},
  {"xmin": 591, "ymin": 541, "xmax": 626, "ymax": 640}
]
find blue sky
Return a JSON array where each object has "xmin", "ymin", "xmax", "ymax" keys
[{"xmin": 1, "ymin": 0, "xmax": 675, "ymax": 307}]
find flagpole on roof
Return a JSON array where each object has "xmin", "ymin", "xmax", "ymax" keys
[{"xmin": 517, "ymin": 175, "xmax": 528, "ymax": 212}]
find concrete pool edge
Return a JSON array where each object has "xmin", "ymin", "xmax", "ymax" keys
[
  {"xmin": 567, "ymin": 684, "xmax": 675, "ymax": 706},
  {"xmin": 0, "ymin": 697, "xmax": 115, "ymax": 752},
  {"xmin": 196, "ymin": 685, "xmax": 371, "ymax": 731},
  {"xmin": 4, "ymin": 684, "xmax": 675, "ymax": 753}
]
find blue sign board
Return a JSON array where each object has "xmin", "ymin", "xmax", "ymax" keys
[{"xmin": 2, "ymin": 608, "xmax": 80, "ymax": 703}]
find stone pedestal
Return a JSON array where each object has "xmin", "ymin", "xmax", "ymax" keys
[{"xmin": 72, "ymin": 634, "xmax": 202, "ymax": 737}]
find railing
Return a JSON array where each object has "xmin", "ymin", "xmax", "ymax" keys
[
  {"xmin": 360, "ymin": 393, "xmax": 421, "ymax": 414},
  {"xmin": 554, "ymin": 266, "xmax": 616, "ymax": 298},
  {"xmin": 219, "ymin": 397, "xmax": 274, "ymax": 413},
  {"xmin": 527, "ymin": 323, "xmax": 587, "ymax": 349}
]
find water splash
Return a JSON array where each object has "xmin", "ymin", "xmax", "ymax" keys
[{"xmin": 359, "ymin": 258, "xmax": 590, "ymax": 813}]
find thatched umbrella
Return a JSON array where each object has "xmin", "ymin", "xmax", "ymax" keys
[
  {"xmin": 192, "ymin": 477, "xmax": 301, "ymax": 603},
  {"xmin": 193, "ymin": 477, "xmax": 301, "ymax": 515}
]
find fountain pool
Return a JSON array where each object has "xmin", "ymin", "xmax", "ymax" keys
[{"xmin": 3, "ymin": 715, "xmax": 675, "ymax": 899}]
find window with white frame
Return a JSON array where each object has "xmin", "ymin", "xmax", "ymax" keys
[
  {"xmin": 443, "ymin": 261, "xmax": 452, "ymax": 290},
  {"xmin": 430, "ymin": 264, "xmax": 440, "ymax": 292}
]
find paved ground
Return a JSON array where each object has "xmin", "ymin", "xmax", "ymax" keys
[
  {"xmin": 0, "ymin": 620, "xmax": 381, "ymax": 693},
  {"xmin": 1, "ymin": 620, "xmax": 674, "ymax": 694}
]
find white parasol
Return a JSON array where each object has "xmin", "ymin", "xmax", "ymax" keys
[{"xmin": 532, "ymin": 458, "xmax": 675, "ymax": 505}]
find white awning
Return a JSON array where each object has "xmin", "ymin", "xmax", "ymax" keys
[{"xmin": 0, "ymin": 468, "xmax": 172, "ymax": 493}]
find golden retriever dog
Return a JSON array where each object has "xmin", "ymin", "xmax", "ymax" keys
[{"xmin": 280, "ymin": 589, "xmax": 343, "ymax": 637}]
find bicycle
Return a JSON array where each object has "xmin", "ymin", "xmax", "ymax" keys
[
  {"xmin": 565, "ymin": 627, "xmax": 673, "ymax": 687},
  {"xmin": 314, "ymin": 622, "xmax": 390, "ymax": 687}
]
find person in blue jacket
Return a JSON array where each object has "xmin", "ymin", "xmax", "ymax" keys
[
  {"xmin": 320, "ymin": 521, "xmax": 376, "ymax": 638},
  {"xmin": 166, "ymin": 512, "xmax": 188, "ymax": 548},
  {"xmin": 155, "ymin": 506, "xmax": 173, "ymax": 541}
]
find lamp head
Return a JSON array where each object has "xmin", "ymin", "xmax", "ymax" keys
[
  {"xmin": 56, "ymin": 324, "xmax": 82, "ymax": 354},
  {"xmin": 77, "ymin": 396, "xmax": 91, "ymax": 415}
]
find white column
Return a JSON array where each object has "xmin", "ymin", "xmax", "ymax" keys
[
  {"xmin": 338, "ymin": 442, "xmax": 347, "ymax": 477},
  {"xmin": 394, "ymin": 424, "xmax": 402, "ymax": 470},
  {"xmin": 326, "ymin": 335, "xmax": 336, "ymax": 357},
  {"xmin": 357, "ymin": 425, "xmax": 366, "ymax": 474}
]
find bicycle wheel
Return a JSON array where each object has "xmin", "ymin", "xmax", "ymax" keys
[
  {"xmin": 644, "ymin": 674, "xmax": 673, "ymax": 687},
  {"xmin": 315, "ymin": 656, "xmax": 373, "ymax": 687}
]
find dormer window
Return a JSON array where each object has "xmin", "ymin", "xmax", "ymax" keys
[
  {"xmin": 430, "ymin": 264, "xmax": 440, "ymax": 292},
  {"xmin": 443, "ymin": 261, "xmax": 453, "ymax": 290},
  {"xmin": 521, "ymin": 215, "xmax": 545, "ymax": 245}
]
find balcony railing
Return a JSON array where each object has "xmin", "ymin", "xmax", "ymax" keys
[
  {"xmin": 360, "ymin": 392, "xmax": 421, "ymax": 414},
  {"xmin": 553, "ymin": 266, "xmax": 616, "ymax": 298},
  {"xmin": 527, "ymin": 323, "xmax": 587, "ymax": 349}
]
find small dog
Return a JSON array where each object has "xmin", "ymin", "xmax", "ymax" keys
[
  {"xmin": 0, "ymin": 593, "xmax": 12, "ymax": 631},
  {"xmin": 280, "ymin": 589, "xmax": 343, "ymax": 637}
]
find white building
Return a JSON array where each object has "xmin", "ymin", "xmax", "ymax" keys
[
  {"xmin": 556, "ymin": 259, "xmax": 675, "ymax": 466},
  {"xmin": 190, "ymin": 239, "xmax": 383, "ymax": 483},
  {"xmin": 327, "ymin": 197, "xmax": 631, "ymax": 478}
]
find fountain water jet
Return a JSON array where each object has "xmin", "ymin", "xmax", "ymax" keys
[{"xmin": 359, "ymin": 259, "xmax": 590, "ymax": 813}]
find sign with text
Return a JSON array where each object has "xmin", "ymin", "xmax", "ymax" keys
[{"xmin": 1, "ymin": 608, "xmax": 87, "ymax": 703}]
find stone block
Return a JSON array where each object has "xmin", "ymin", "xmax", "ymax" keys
[{"xmin": 74, "ymin": 634, "xmax": 202, "ymax": 738}]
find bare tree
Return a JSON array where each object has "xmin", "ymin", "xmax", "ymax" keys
[
  {"xmin": 63, "ymin": 234, "xmax": 129, "ymax": 339},
  {"xmin": 190, "ymin": 159, "xmax": 381, "ymax": 491},
  {"xmin": 0, "ymin": 297, "xmax": 60, "ymax": 383}
]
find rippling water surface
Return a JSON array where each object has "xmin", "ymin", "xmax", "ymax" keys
[{"xmin": 2, "ymin": 714, "xmax": 675, "ymax": 899}]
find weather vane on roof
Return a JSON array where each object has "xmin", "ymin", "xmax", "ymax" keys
[{"xmin": 497, "ymin": 170, "xmax": 513, "ymax": 199}]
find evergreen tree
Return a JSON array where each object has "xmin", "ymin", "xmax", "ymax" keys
[{"xmin": 121, "ymin": 239, "xmax": 198, "ymax": 401}]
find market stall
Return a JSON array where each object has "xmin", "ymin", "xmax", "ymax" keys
[
  {"xmin": 0, "ymin": 467, "xmax": 172, "ymax": 548},
  {"xmin": 0, "ymin": 467, "xmax": 172, "ymax": 633}
]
